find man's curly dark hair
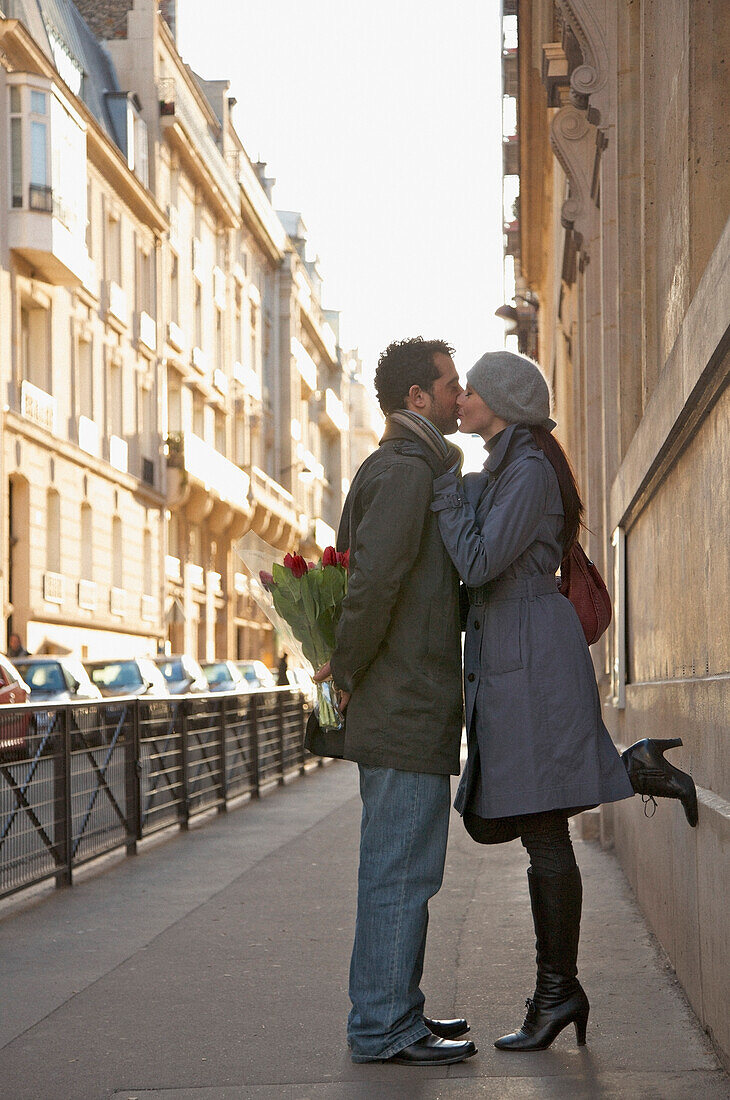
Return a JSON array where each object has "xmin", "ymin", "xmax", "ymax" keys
[{"xmin": 374, "ymin": 337, "xmax": 456, "ymax": 415}]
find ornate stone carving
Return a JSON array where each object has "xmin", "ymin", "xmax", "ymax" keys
[
  {"xmin": 557, "ymin": 0, "xmax": 610, "ymax": 129},
  {"xmin": 542, "ymin": 42, "xmax": 571, "ymax": 107},
  {"xmin": 549, "ymin": 104, "xmax": 596, "ymax": 253}
]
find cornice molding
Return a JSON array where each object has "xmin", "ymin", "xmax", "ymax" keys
[{"xmin": 557, "ymin": 0, "xmax": 610, "ymax": 129}]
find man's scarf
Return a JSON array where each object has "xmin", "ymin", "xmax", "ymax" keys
[
  {"xmin": 389, "ymin": 409, "xmax": 450, "ymax": 462},
  {"xmin": 388, "ymin": 409, "xmax": 464, "ymax": 474}
]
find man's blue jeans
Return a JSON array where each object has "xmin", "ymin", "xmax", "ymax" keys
[{"xmin": 348, "ymin": 764, "xmax": 451, "ymax": 1062}]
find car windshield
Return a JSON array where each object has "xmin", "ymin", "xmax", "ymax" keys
[
  {"xmin": 157, "ymin": 659, "xmax": 183, "ymax": 682},
  {"xmin": 88, "ymin": 662, "xmax": 143, "ymax": 690},
  {"xmin": 238, "ymin": 665, "xmax": 258, "ymax": 683},
  {"xmin": 15, "ymin": 662, "xmax": 66, "ymax": 693},
  {"xmin": 202, "ymin": 662, "xmax": 232, "ymax": 685}
]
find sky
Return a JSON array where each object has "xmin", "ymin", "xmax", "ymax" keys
[{"xmin": 177, "ymin": 0, "xmax": 508, "ymax": 469}]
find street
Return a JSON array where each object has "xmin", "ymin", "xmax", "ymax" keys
[{"xmin": 0, "ymin": 761, "xmax": 726, "ymax": 1099}]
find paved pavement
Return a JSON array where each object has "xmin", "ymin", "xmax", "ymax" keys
[{"xmin": 0, "ymin": 761, "xmax": 727, "ymax": 1099}]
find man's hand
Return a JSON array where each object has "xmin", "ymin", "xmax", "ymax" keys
[{"xmin": 313, "ymin": 661, "xmax": 351, "ymax": 712}]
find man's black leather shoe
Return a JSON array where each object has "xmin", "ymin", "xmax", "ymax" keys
[
  {"xmin": 388, "ymin": 1034, "xmax": 477, "ymax": 1065},
  {"xmin": 424, "ymin": 1016, "xmax": 470, "ymax": 1039}
]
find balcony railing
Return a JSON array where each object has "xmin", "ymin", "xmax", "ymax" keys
[
  {"xmin": 249, "ymin": 465, "xmax": 299, "ymax": 530},
  {"xmin": 21, "ymin": 381, "xmax": 57, "ymax": 435},
  {"xmin": 186, "ymin": 563, "xmax": 205, "ymax": 589},
  {"xmin": 156, "ymin": 78, "xmax": 240, "ymax": 213},
  {"xmin": 165, "ymin": 555, "xmax": 182, "ymax": 582},
  {"xmin": 175, "ymin": 432, "xmax": 251, "ymax": 510}
]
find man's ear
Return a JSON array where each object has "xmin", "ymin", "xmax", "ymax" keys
[{"xmin": 406, "ymin": 384, "xmax": 426, "ymax": 410}]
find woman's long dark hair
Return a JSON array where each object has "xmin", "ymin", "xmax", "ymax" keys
[{"xmin": 529, "ymin": 426, "xmax": 584, "ymax": 556}]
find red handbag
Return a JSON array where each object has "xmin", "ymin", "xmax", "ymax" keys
[{"xmin": 559, "ymin": 542, "xmax": 612, "ymax": 645}]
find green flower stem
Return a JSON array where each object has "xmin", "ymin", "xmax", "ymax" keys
[{"xmin": 316, "ymin": 679, "xmax": 343, "ymax": 731}]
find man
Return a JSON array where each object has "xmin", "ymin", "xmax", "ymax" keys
[{"xmin": 315, "ymin": 337, "xmax": 476, "ymax": 1066}]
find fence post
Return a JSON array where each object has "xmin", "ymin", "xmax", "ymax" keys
[
  {"xmin": 53, "ymin": 706, "xmax": 73, "ymax": 888},
  {"xmin": 218, "ymin": 695, "xmax": 228, "ymax": 813},
  {"xmin": 250, "ymin": 692, "xmax": 260, "ymax": 798},
  {"xmin": 125, "ymin": 700, "xmax": 141, "ymax": 855},
  {"xmin": 299, "ymin": 693, "xmax": 307, "ymax": 776},
  {"xmin": 179, "ymin": 698, "xmax": 190, "ymax": 830},
  {"xmin": 277, "ymin": 690, "xmax": 286, "ymax": 786}
]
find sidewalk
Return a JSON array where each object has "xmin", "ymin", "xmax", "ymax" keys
[{"xmin": 0, "ymin": 761, "xmax": 727, "ymax": 1100}]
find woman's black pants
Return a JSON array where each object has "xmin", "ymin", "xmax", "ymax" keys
[{"xmin": 462, "ymin": 808, "xmax": 578, "ymax": 875}]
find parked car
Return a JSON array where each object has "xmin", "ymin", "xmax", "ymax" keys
[
  {"xmin": 286, "ymin": 666, "xmax": 316, "ymax": 708},
  {"xmin": 199, "ymin": 660, "xmax": 247, "ymax": 692},
  {"xmin": 0, "ymin": 652, "xmax": 30, "ymax": 756},
  {"xmin": 14, "ymin": 655, "xmax": 103, "ymax": 745},
  {"xmin": 153, "ymin": 654, "xmax": 209, "ymax": 695},
  {"xmin": 234, "ymin": 660, "xmax": 277, "ymax": 691},
  {"xmin": 84, "ymin": 657, "xmax": 169, "ymax": 698}
]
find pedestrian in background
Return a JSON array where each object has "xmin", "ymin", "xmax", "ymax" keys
[
  {"xmin": 7, "ymin": 632, "xmax": 29, "ymax": 659},
  {"xmin": 276, "ymin": 651, "xmax": 289, "ymax": 687}
]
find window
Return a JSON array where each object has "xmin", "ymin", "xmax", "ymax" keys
[
  {"xmin": 78, "ymin": 338, "xmax": 93, "ymax": 420},
  {"xmin": 143, "ymin": 530, "xmax": 153, "ymax": 596},
  {"xmin": 86, "ymin": 181, "xmax": 93, "ymax": 255},
  {"xmin": 10, "ymin": 87, "xmax": 22, "ymax": 208},
  {"xmin": 250, "ymin": 302, "xmax": 258, "ymax": 372},
  {"xmin": 29, "ymin": 91, "xmax": 49, "ymax": 211},
  {"xmin": 192, "ymin": 391, "xmax": 204, "ymax": 437},
  {"xmin": 80, "ymin": 503, "xmax": 93, "ymax": 580},
  {"xmin": 106, "ymin": 211, "xmax": 121, "ymax": 284},
  {"xmin": 170, "ymin": 252, "xmax": 179, "ymax": 324},
  {"xmin": 20, "ymin": 303, "xmax": 49, "ymax": 391},
  {"xmin": 168, "ymin": 513, "xmax": 180, "ymax": 559},
  {"xmin": 194, "ymin": 281, "xmax": 202, "ymax": 349},
  {"xmin": 46, "ymin": 490, "xmax": 61, "ymax": 573},
  {"xmin": 215, "ymin": 307, "xmax": 223, "ymax": 370},
  {"xmin": 110, "ymin": 361, "xmax": 123, "ymax": 437},
  {"xmin": 168, "ymin": 375, "xmax": 182, "ymax": 433},
  {"xmin": 137, "ymin": 243, "xmax": 153, "ymax": 315},
  {"xmin": 234, "ymin": 284, "xmax": 242, "ymax": 364},
  {"xmin": 215, "ymin": 410, "xmax": 225, "ymax": 454},
  {"xmin": 112, "ymin": 517, "xmax": 123, "ymax": 589}
]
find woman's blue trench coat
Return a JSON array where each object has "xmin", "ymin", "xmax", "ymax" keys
[{"xmin": 431, "ymin": 424, "xmax": 633, "ymax": 819}]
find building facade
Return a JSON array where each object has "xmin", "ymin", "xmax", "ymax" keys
[
  {"xmin": 0, "ymin": 0, "xmax": 380, "ymax": 664},
  {"xmin": 504, "ymin": 0, "xmax": 730, "ymax": 1064}
]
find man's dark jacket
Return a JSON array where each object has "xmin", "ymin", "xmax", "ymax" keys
[{"xmin": 329, "ymin": 420, "xmax": 463, "ymax": 775}]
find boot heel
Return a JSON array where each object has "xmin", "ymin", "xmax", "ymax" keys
[
  {"xmin": 653, "ymin": 737, "xmax": 683, "ymax": 754},
  {"xmin": 574, "ymin": 1007, "xmax": 588, "ymax": 1046}
]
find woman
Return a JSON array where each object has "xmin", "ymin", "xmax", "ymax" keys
[{"xmin": 431, "ymin": 350, "xmax": 697, "ymax": 1052}]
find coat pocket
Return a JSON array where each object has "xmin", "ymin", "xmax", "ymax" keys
[{"xmin": 482, "ymin": 600, "xmax": 524, "ymax": 674}]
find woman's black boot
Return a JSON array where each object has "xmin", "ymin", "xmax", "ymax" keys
[
  {"xmin": 495, "ymin": 866, "xmax": 589, "ymax": 1051},
  {"xmin": 621, "ymin": 737, "xmax": 698, "ymax": 827}
]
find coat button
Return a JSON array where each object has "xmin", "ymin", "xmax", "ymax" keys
[
  {"xmin": 467, "ymin": 673, "xmax": 476, "ymax": 682},
  {"xmin": 473, "ymin": 619, "xmax": 481, "ymax": 629}
]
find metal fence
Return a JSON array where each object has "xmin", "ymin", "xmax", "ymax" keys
[{"xmin": 0, "ymin": 688, "xmax": 313, "ymax": 901}]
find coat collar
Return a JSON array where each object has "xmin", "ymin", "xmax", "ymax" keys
[{"xmin": 483, "ymin": 423, "xmax": 535, "ymax": 474}]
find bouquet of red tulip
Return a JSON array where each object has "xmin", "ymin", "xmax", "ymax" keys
[{"xmin": 255, "ymin": 546, "xmax": 349, "ymax": 731}]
